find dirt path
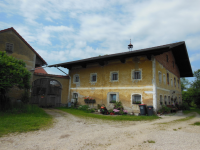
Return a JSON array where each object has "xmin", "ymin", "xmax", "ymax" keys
[{"xmin": 0, "ymin": 109, "xmax": 200, "ymax": 150}]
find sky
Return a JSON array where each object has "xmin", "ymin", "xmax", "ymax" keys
[{"xmin": 0, "ymin": 0, "xmax": 200, "ymax": 81}]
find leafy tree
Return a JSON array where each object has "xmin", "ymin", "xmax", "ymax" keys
[
  {"xmin": 180, "ymin": 77, "xmax": 190, "ymax": 91},
  {"xmin": 190, "ymin": 69, "xmax": 200, "ymax": 107},
  {"xmin": 0, "ymin": 51, "xmax": 31, "ymax": 110},
  {"xmin": 182, "ymin": 88, "xmax": 194, "ymax": 106}
]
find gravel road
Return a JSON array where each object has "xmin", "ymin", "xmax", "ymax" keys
[{"xmin": 0, "ymin": 109, "xmax": 200, "ymax": 150}]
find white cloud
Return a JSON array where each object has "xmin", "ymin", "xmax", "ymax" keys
[{"xmin": 190, "ymin": 54, "xmax": 200, "ymax": 63}]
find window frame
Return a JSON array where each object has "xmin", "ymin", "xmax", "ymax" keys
[
  {"xmin": 174, "ymin": 77, "xmax": 176, "ymax": 87},
  {"xmin": 5, "ymin": 43, "xmax": 14, "ymax": 53},
  {"xmin": 160, "ymin": 95, "xmax": 163, "ymax": 105},
  {"xmin": 73, "ymin": 74, "xmax": 80, "ymax": 83},
  {"xmin": 90, "ymin": 73, "xmax": 97, "ymax": 83},
  {"xmin": 132, "ymin": 94, "xmax": 142, "ymax": 104},
  {"xmin": 131, "ymin": 69, "xmax": 142, "ymax": 81},
  {"xmin": 158, "ymin": 71, "xmax": 162, "ymax": 83},
  {"xmin": 163, "ymin": 74, "xmax": 166, "ymax": 84},
  {"xmin": 167, "ymin": 73, "xmax": 169, "ymax": 85},
  {"xmin": 110, "ymin": 71, "xmax": 119, "ymax": 82},
  {"xmin": 107, "ymin": 92, "xmax": 119, "ymax": 104}
]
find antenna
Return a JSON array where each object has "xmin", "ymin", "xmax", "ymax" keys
[{"xmin": 128, "ymin": 39, "xmax": 133, "ymax": 51}]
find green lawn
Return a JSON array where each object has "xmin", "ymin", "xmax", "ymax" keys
[
  {"xmin": 183, "ymin": 107, "xmax": 200, "ymax": 115},
  {"xmin": 58, "ymin": 108, "xmax": 160, "ymax": 121},
  {"xmin": 0, "ymin": 105, "xmax": 53, "ymax": 137}
]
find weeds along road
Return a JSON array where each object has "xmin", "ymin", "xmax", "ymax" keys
[{"xmin": 0, "ymin": 109, "xmax": 200, "ymax": 150}]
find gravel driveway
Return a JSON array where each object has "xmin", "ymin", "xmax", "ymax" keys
[{"xmin": 0, "ymin": 109, "xmax": 200, "ymax": 150}]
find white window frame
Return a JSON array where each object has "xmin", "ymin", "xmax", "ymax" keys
[
  {"xmin": 73, "ymin": 74, "xmax": 80, "ymax": 83},
  {"xmin": 171, "ymin": 78, "xmax": 173, "ymax": 87},
  {"xmin": 158, "ymin": 71, "xmax": 162, "ymax": 83},
  {"xmin": 131, "ymin": 93, "xmax": 142, "ymax": 104},
  {"xmin": 163, "ymin": 74, "xmax": 166, "ymax": 84},
  {"xmin": 131, "ymin": 69, "xmax": 142, "ymax": 81},
  {"xmin": 90, "ymin": 73, "xmax": 97, "ymax": 83},
  {"xmin": 110, "ymin": 71, "xmax": 119, "ymax": 82},
  {"xmin": 107, "ymin": 92, "xmax": 119, "ymax": 104},
  {"xmin": 174, "ymin": 77, "xmax": 176, "ymax": 87}
]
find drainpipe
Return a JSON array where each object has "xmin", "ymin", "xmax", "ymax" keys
[{"xmin": 152, "ymin": 56, "xmax": 157, "ymax": 112}]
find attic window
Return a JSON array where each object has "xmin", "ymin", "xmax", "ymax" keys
[{"xmin": 5, "ymin": 43, "xmax": 14, "ymax": 53}]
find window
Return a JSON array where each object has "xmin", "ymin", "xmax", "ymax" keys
[
  {"xmin": 132, "ymin": 94, "xmax": 141, "ymax": 104},
  {"xmin": 166, "ymin": 55, "xmax": 168, "ymax": 62},
  {"xmin": 160, "ymin": 95, "xmax": 163, "ymax": 105},
  {"xmin": 107, "ymin": 92, "xmax": 119, "ymax": 103},
  {"xmin": 110, "ymin": 71, "xmax": 118, "ymax": 81},
  {"xmin": 168, "ymin": 96, "xmax": 170, "ymax": 104},
  {"xmin": 132, "ymin": 70, "xmax": 142, "ymax": 80},
  {"xmin": 73, "ymin": 74, "xmax": 79, "ymax": 83},
  {"xmin": 73, "ymin": 93, "xmax": 78, "ymax": 99},
  {"xmin": 163, "ymin": 74, "xmax": 166, "ymax": 84},
  {"xmin": 174, "ymin": 78, "xmax": 176, "ymax": 87},
  {"xmin": 110, "ymin": 94, "xmax": 116, "ymax": 103},
  {"xmin": 171, "ymin": 78, "xmax": 173, "ymax": 87},
  {"xmin": 167, "ymin": 73, "xmax": 169, "ymax": 85},
  {"xmin": 90, "ymin": 73, "xmax": 97, "ymax": 82},
  {"xmin": 5, "ymin": 43, "xmax": 14, "ymax": 53},
  {"xmin": 164, "ymin": 96, "xmax": 167, "ymax": 105},
  {"xmin": 159, "ymin": 72, "xmax": 162, "ymax": 83}
]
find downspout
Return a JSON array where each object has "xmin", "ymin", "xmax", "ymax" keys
[{"xmin": 152, "ymin": 56, "xmax": 157, "ymax": 112}]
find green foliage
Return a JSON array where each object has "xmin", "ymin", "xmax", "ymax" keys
[
  {"xmin": 0, "ymin": 105, "xmax": 52, "ymax": 137},
  {"xmin": 21, "ymin": 90, "xmax": 30, "ymax": 104},
  {"xmin": 158, "ymin": 105, "xmax": 171, "ymax": 113},
  {"xmin": 110, "ymin": 100, "xmax": 116, "ymax": 103},
  {"xmin": 77, "ymin": 105, "xmax": 95, "ymax": 113},
  {"xmin": 180, "ymin": 102, "xmax": 190, "ymax": 110},
  {"xmin": 182, "ymin": 88, "xmax": 194, "ymax": 106},
  {"xmin": 114, "ymin": 101, "xmax": 124, "ymax": 110},
  {"xmin": 108, "ymin": 109, "xmax": 113, "ymax": 113},
  {"xmin": 192, "ymin": 122, "xmax": 200, "ymax": 126},
  {"xmin": 119, "ymin": 110, "xmax": 124, "ymax": 115},
  {"xmin": 180, "ymin": 78, "xmax": 190, "ymax": 91},
  {"xmin": 0, "ymin": 51, "xmax": 31, "ymax": 94},
  {"xmin": 58, "ymin": 108, "xmax": 160, "ymax": 121}
]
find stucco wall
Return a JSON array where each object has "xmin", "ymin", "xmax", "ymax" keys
[
  {"xmin": 155, "ymin": 52, "xmax": 182, "ymax": 109},
  {"xmin": 69, "ymin": 56, "xmax": 153, "ymax": 113},
  {"xmin": 0, "ymin": 30, "xmax": 36, "ymax": 101},
  {"xmin": 33, "ymin": 75, "xmax": 69, "ymax": 104}
]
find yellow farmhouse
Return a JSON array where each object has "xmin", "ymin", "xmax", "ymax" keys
[{"xmin": 49, "ymin": 41, "xmax": 193, "ymax": 113}]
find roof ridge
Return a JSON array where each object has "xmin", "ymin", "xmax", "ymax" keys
[{"xmin": 0, "ymin": 27, "xmax": 47, "ymax": 65}]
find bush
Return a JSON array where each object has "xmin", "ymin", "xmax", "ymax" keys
[
  {"xmin": 180, "ymin": 103, "xmax": 190, "ymax": 110},
  {"xmin": 114, "ymin": 101, "xmax": 124, "ymax": 110},
  {"xmin": 158, "ymin": 105, "xmax": 171, "ymax": 113},
  {"xmin": 21, "ymin": 90, "xmax": 30, "ymax": 104}
]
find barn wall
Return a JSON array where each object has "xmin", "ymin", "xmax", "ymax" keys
[
  {"xmin": 0, "ymin": 30, "xmax": 36, "ymax": 101},
  {"xmin": 33, "ymin": 75, "xmax": 70, "ymax": 104}
]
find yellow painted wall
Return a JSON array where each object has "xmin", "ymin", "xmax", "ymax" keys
[
  {"xmin": 0, "ymin": 30, "xmax": 36, "ymax": 101},
  {"xmin": 69, "ymin": 56, "xmax": 153, "ymax": 112},
  {"xmin": 33, "ymin": 75, "xmax": 69, "ymax": 104},
  {"xmin": 155, "ymin": 60, "xmax": 182, "ymax": 109}
]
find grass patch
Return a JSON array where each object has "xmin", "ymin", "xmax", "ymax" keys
[
  {"xmin": 147, "ymin": 140, "xmax": 155, "ymax": 143},
  {"xmin": 183, "ymin": 107, "xmax": 200, "ymax": 115},
  {"xmin": 173, "ymin": 129, "xmax": 177, "ymax": 131},
  {"xmin": 0, "ymin": 105, "xmax": 53, "ymax": 137},
  {"xmin": 192, "ymin": 122, "xmax": 200, "ymax": 126},
  {"xmin": 57, "ymin": 108, "xmax": 159, "ymax": 121}
]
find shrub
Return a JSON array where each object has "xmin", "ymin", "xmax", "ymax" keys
[
  {"xmin": 21, "ymin": 90, "xmax": 30, "ymax": 104},
  {"xmin": 180, "ymin": 102, "xmax": 190, "ymax": 110},
  {"xmin": 158, "ymin": 105, "xmax": 171, "ymax": 113},
  {"xmin": 114, "ymin": 101, "xmax": 124, "ymax": 110}
]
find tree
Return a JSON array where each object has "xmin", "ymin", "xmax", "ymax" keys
[
  {"xmin": 0, "ymin": 51, "xmax": 31, "ymax": 109},
  {"xmin": 182, "ymin": 88, "xmax": 194, "ymax": 106},
  {"xmin": 190, "ymin": 69, "xmax": 200, "ymax": 107},
  {"xmin": 180, "ymin": 77, "xmax": 190, "ymax": 91}
]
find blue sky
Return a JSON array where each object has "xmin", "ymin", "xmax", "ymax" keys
[{"xmin": 0, "ymin": 0, "xmax": 200, "ymax": 82}]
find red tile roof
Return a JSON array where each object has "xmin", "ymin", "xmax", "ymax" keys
[
  {"xmin": 34, "ymin": 67, "xmax": 48, "ymax": 74},
  {"xmin": 0, "ymin": 27, "xmax": 47, "ymax": 65}
]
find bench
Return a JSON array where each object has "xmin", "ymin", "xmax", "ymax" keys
[{"xmin": 166, "ymin": 105, "xmax": 178, "ymax": 113}]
